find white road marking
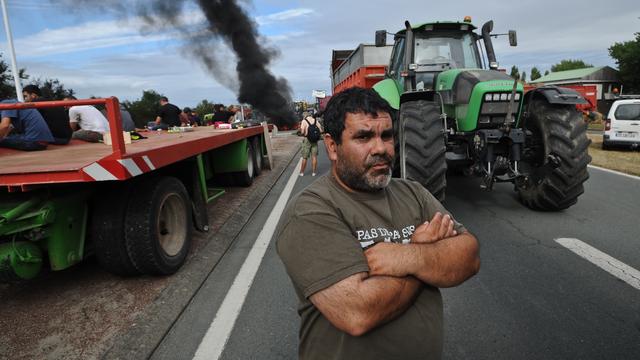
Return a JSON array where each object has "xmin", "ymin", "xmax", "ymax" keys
[
  {"xmin": 588, "ymin": 165, "xmax": 640, "ymax": 181},
  {"xmin": 82, "ymin": 163, "xmax": 117, "ymax": 181},
  {"xmin": 192, "ymin": 159, "xmax": 302, "ymax": 360},
  {"xmin": 555, "ymin": 238, "xmax": 640, "ymax": 291}
]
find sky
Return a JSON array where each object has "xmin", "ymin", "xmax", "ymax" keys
[{"xmin": 0, "ymin": 0, "xmax": 638, "ymax": 108}]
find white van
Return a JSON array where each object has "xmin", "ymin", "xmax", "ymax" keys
[{"xmin": 603, "ymin": 98, "xmax": 640, "ymax": 149}]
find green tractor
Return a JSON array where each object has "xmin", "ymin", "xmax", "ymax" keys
[{"xmin": 373, "ymin": 18, "xmax": 591, "ymax": 210}]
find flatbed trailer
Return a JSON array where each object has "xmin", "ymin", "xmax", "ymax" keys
[{"xmin": 0, "ymin": 97, "xmax": 269, "ymax": 280}]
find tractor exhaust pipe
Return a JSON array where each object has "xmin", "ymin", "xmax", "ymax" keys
[{"xmin": 481, "ymin": 20, "xmax": 498, "ymax": 70}]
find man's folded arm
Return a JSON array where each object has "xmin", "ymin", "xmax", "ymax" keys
[{"xmin": 309, "ymin": 272, "xmax": 421, "ymax": 337}]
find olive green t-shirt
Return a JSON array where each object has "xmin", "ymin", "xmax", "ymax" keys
[{"xmin": 276, "ymin": 175, "xmax": 466, "ymax": 360}]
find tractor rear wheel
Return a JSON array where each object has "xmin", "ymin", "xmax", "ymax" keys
[
  {"xmin": 517, "ymin": 98, "xmax": 591, "ymax": 211},
  {"xmin": 398, "ymin": 100, "xmax": 447, "ymax": 202}
]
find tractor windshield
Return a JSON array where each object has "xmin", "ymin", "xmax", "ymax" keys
[{"xmin": 414, "ymin": 31, "xmax": 482, "ymax": 69}]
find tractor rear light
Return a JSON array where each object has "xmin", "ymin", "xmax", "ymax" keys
[
  {"xmin": 485, "ymin": 94, "xmax": 492, "ymax": 102},
  {"xmin": 400, "ymin": 71, "xmax": 409, "ymax": 77},
  {"xmin": 479, "ymin": 116, "xmax": 490, "ymax": 123},
  {"xmin": 604, "ymin": 118, "xmax": 611, "ymax": 131}
]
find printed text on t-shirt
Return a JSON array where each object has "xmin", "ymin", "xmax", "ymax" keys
[{"xmin": 356, "ymin": 225, "xmax": 415, "ymax": 248}]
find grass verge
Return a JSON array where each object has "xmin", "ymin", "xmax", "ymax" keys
[{"xmin": 587, "ymin": 134, "xmax": 640, "ymax": 176}]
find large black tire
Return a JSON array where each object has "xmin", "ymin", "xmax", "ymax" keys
[
  {"xmin": 91, "ymin": 184, "xmax": 140, "ymax": 276},
  {"xmin": 398, "ymin": 100, "xmax": 447, "ymax": 201},
  {"xmin": 517, "ymin": 98, "xmax": 591, "ymax": 211},
  {"xmin": 125, "ymin": 177, "xmax": 192, "ymax": 275},
  {"xmin": 233, "ymin": 141, "xmax": 255, "ymax": 187},
  {"xmin": 251, "ymin": 136, "xmax": 263, "ymax": 177}
]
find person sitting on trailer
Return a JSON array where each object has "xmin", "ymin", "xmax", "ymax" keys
[
  {"xmin": 100, "ymin": 104, "xmax": 136, "ymax": 132},
  {"xmin": 190, "ymin": 109, "xmax": 202, "ymax": 126},
  {"xmin": 64, "ymin": 96, "xmax": 109, "ymax": 143},
  {"xmin": 22, "ymin": 85, "xmax": 72, "ymax": 144},
  {"xmin": 149, "ymin": 96, "xmax": 181, "ymax": 130},
  {"xmin": 211, "ymin": 104, "xmax": 235, "ymax": 125},
  {"xmin": 0, "ymin": 99, "xmax": 54, "ymax": 151}
]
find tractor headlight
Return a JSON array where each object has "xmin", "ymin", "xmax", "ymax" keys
[
  {"xmin": 485, "ymin": 93, "xmax": 492, "ymax": 102},
  {"xmin": 492, "ymin": 93, "xmax": 501, "ymax": 101},
  {"xmin": 500, "ymin": 93, "xmax": 508, "ymax": 101},
  {"xmin": 515, "ymin": 93, "xmax": 521, "ymax": 101}
]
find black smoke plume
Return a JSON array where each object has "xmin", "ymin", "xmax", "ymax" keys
[{"xmin": 61, "ymin": 0, "xmax": 297, "ymax": 127}]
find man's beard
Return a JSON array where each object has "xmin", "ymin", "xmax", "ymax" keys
[{"xmin": 337, "ymin": 153, "xmax": 394, "ymax": 192}]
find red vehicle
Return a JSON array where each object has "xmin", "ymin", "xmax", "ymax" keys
[
  {"xmin": 331, "ymin": 44, "xmax": 393, "ymax": 94},
  {"xmin": 0, "ymin": 97, "xmax": 269, "ymax": 280}
]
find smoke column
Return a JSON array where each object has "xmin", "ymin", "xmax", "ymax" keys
[{"xmin": 63, "ymin": 0, "xmax": 297, "ymax": 127}]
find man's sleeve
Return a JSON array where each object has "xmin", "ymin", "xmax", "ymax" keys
[{"xmin": 277, "ymin": 208, "xmax": 369, "ymax": 299}]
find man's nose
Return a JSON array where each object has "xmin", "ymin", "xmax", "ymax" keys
[{"xmin": 370, "ymin": 136, "xmax": 387, "ymax": 155}]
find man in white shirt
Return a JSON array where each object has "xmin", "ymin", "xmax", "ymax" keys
[{"xmin": 64, "ymin": 96, "xmax": 109, "ymax": 142}]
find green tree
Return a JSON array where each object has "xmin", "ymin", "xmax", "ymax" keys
[
  {"xmin": 29, "ymin": 77, "xmax": 75, "ymax": 99},
  {"xmin": 550, "ymin": 59, "xmax": 592, "ymax": 72},
  {"xmin": 544, "ymin": 70, "xmax": 550, "ymax": 76},
  {"xmin": 0, "ymin": 53, "xmax": 28, "ymax": 99},
  {"xmin": 194, "ymin": 99, "xmax": 216, "ymax": 117},
  {"xmin": 530, "ymin": 67, "xmax": 542, "ymax": 80},
  {"xmin": 122, "ymin": 90, "xmax": 164, "ymax": 128},
  {"xmin": 609, "ymin": 32, "xmax": 640, "ymax": 92},
  {"xmin": 521, "ymin": 71, "xmax": 527, "ymax": 82},
  {"xmin": 509, "ymin": 65, "xmax": 520, "ymax": 80}
]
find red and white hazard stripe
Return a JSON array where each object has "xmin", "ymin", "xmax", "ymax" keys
[{"xmin": 82, "ymin": 155, "xmax": 157, "ymax": 181}]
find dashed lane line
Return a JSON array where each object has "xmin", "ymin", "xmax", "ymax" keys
[
  {"xmin": 191, "ymin": 158, "xmax": 301, "ymax": 360},
  {"xmin": 555, "ymin": 238, "xmax": 640, "ymax": 291}
]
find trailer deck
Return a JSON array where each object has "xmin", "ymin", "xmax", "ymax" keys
[{"xmin": 0, "ymin": 98, "xmax": 265, "ymax": 189}]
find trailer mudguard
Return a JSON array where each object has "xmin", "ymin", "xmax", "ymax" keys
[
  {"xmin": 527, "ymin": 85, "xmax": 589, "ymax": 105},
  {"xmin": 373, "ymin": 79, "xmax": 401, "ymax": 110}
]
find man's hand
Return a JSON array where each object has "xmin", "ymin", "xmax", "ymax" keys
[
  {"xmin": 365, "ymin": 242, "xmax": 411, "ymax": 278},
  {"xmin": 411, "ymin": 212, "xmax": 456, "ymax": 244}
]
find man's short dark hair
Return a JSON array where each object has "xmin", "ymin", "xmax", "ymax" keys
[
  {"xmin": 23, "ymin": 84, "xmax": 42, "ymax": 96},
  {"xmin": 323, "ymin": 87, "xmax": 395, "ymax": 144},
  {"xmin": 161, "ymin": 96, "xmax": 169, "ymax": 102}
]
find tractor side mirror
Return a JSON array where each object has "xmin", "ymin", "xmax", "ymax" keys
[
  {"xmin": 509, "ymin": 30, "xmax": 518, "ymax": 47},
  {"xmin": 375, "ymin": 30, "xmax": 387, "ymax": 47}
]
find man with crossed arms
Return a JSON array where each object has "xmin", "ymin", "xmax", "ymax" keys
[{"xmin": 277, "ymin": 87, "xmax": 480, "ymax": 360}]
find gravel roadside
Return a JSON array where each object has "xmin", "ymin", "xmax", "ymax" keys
[{"xmin": 0, "ymin": 132, "xmax": 302, "ymax": 360}]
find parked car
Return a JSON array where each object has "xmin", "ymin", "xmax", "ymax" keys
[{"xmin": 603, "ymin": 98, "xmax": 640, "ymax": 150}]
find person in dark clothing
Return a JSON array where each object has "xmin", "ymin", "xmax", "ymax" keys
[
  {"xmin": 211, "ymin": 104, "xmax": 234, "ymax": 124},
  {"xmin": 151, "ymin": 96, "xmax": 181, "ymax": 130},
  {"xmin": 22, "ymin": 85, "xmax": 72, "ymax": 144},
  {"xmin": 0, "ymin": 99, "xmax": 54, "ymax": 151}
]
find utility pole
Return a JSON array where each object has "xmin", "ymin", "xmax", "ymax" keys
[{"xmin": 1, "ymin": 0, "xmax": 23, "ymax": 101}]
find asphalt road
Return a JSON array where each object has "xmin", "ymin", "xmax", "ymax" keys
[{"xmin": 153, "ymin": 141, "xmax": 640, "ymax": 360}]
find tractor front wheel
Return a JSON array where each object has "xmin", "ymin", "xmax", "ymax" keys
[
  {"xmin": 517, "ymin": 98, "xmax": 591, "ymax": 211},
  {"xmin": 398, "ymin": 100, "xmax": 447, "ymax": 202}
]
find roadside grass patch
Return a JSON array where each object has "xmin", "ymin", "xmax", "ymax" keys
[{"xmin": 587, "ymin": 134, "xmax": 640, "ymax": 176}]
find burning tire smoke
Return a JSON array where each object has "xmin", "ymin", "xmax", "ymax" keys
[{"xmin": 62, "ymin": 0, "xmax": 297, "ymax": 127}]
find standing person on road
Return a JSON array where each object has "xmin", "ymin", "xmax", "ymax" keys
[
  {"xmin": 298, "ymin": 112, "xmax": 323, "ymax": 176},
  {"xmin": 277, "ymin": 87, "xmax": 480, "ymax": 360},
  {"xmin": 64, "ymin": 96, "xmax": 109, "ymax": 143}
]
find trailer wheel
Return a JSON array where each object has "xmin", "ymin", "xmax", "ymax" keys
[
  {"xmin": 233, "ymin": 141, "xmax": 255, "ymax": 186},
  {"xmin": 91, "ymin": 185, "xmax": 140, "ymax": 276},
  {"xmin": 125, "ymin": 177, "xmax": 192, "ymax": 275},
  {"xmin": 398, "ymin": 100, "xmax": 447, "ymax": 202},
  {"xmin": 517, "ymin": 98, "xmax": 591, "ymax": 210},
  {"xmin": 252, "ymin": 137, "xmax": 263, "ymax": 177}
]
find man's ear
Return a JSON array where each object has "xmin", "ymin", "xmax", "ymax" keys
[{"xmin": 324, "ymin": 133, "xmax": 338, "ymax": 162}]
